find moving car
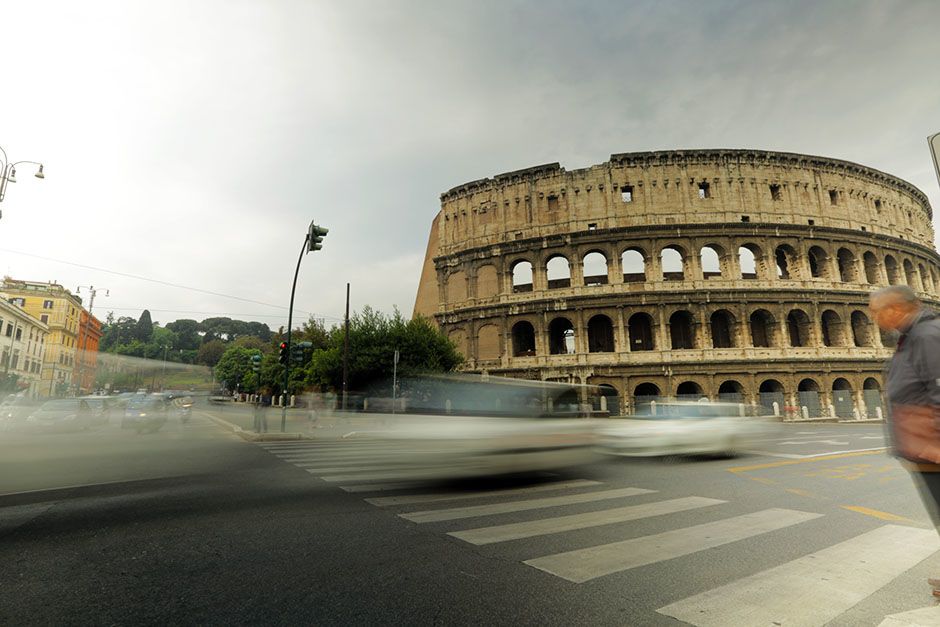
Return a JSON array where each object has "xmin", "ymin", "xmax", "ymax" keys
[
  {"xmin": 0, "ymin": 394, "xmax": 41, "ymax": 431},
  {"xmin": 122, "ymin": 395, "xmax": 169, "ymax": 433},
  {"xmin": 598, "ymin": 401, "xmax": 778, "ymax": 458}
]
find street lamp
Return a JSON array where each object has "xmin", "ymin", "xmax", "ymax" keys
[{"xmin": 0, "ymin": 145, "xmax": 45, "ymax": 219}]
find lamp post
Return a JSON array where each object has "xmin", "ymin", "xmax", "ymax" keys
[{"xmin": 0, "ymin": 145, "xmax": 44, "ymax": 219}]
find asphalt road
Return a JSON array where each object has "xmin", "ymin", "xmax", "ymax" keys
[{"xmin": 2, "ymin": 416, "xmax": 939, "ymax": 626}]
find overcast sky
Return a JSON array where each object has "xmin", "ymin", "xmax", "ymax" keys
[{"xmin": 0, "ymin": 0, "xmax": 938, "ymax": 331}]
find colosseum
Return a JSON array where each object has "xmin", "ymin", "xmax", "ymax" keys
[{"xmin": 413, "ymin": 149, "xmax": 938, "ymax": 418}]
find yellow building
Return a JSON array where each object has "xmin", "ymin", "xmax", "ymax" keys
[
  {"xmin": 1, "ymin": 278, "xmax": 83, "ymax": 397},
  {"xmin": 0, "ymin": 298, "xmax": 49, "ymax": 397}
]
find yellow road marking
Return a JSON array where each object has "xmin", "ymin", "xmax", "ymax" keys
[
  {"xmin": 728, "ymin": 449, "xmax": 887, "ymax": 474},
  {"xmin": 786, "ymin": 488, "xmax": 818, "ymax": 498},
  {"xmin": 841, "ymin": 505, "xmax": 917, "ymax": 524},
  {"xmin": 749, "ymin": 477, "xmax": 777, "ymax": 485}
]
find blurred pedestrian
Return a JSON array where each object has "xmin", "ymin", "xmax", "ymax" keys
[{"xmin": 870, "ymin": 285, "xmax": 940, "ymax": 596}]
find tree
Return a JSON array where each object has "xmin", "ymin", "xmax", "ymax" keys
[
  {"xmin": 166, "ymin": 319, "xmax": 201, "ymax": 351},
  {"xmin": 196, "ymin": 339, "xmax": 226, "ymax": 367},
  {"xmin": 135, "ymin": 310, "xmax": 154, "ymax": 343},
  {"xmin": 214, "ymin": 345, "xmax": 258, "ymax": 391}
]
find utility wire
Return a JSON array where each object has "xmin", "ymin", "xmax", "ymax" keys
[
  {"xmin": 104, "ymin": 306, "xmax": 344, "ymax": 322},
  {"xmin": 0, "ymin": 247, "xmax": 330, "ymax": 318}
]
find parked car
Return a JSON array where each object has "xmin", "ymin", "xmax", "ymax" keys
[
  {"xmin": 25, "ymin": 399, "xmax": 100, "ymax": 432},
  {"xmin": 598, "ymin": 401, "xmax": 778, "ymax": 458},
  {"xmin": 122, "ymin": 395, "xmax": 169, "ymax": 433}
]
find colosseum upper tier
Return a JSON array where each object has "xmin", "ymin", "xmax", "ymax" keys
[{"xmin": 413, "ymin": 149, "xmax": 938, "ymax": 417}]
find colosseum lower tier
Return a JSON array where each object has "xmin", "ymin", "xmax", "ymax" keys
[{"xmin": 413, "ymin": 149, "xmax": 939, "ymax": 418}]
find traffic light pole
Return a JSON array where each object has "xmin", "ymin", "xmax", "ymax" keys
[{"xmin": 282, "ymin": 233, "xmax": 310, "ymax": 432}]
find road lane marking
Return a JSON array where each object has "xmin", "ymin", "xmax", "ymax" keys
[
  {"xmin": 450, "ymin": 496, "xmax": 726, "ymax": 545},
  {"xmin": 778, "ymin": 439, "xmax": 849, "ymax": 446},
  {"xmin": 400, "ymin": 487, "xmax": 655, "ymax": 523},
  {"xmin": 742, "ymin": 450, "xmax": 809, "ymax": 459},
  {"xmin": 366, "ymin": 480, "xmax": 602, "ymax": 507},
  {"xmin": 841, "ymin": 505, "xmax": 919, "ymax": 524},
  {"xmin": 656, "ymin": 524, "xmax": 940, "ymax": 626},
  {"xmin": 339, "ymin": 482, "xmax": 424, "ymax": 493},
  {"xmin": 727, "ymin": 449, "xmax": 887, "ymax": 473},
  {"xmin": 524, "ymin": 508, "xmax": 821, "ymax": 583}
]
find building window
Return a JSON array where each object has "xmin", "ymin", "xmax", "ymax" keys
[
  {"xmin": 40, "ymin": 314, "xmax": 48, "ymax": 324},
  {"xmin": 4, "ymin": 324, "xmax": 11, "ymax": 337},
  {"xmin": 546, "ymin": 195, "xmax": 559, "ymax": 211},
  {"xmin": 43, "ymin": 300, "xmax": 53, "ymax": 309},
  {"xmin": 698, "ymin": 182, "xmax": 711, "ymax": 199},
  {"xmin": 769, "ymin": 184, "xmax": 782, "ymax": 201},
  {"xmin": 15, "ymin": 328, "xmax": 21, "ymax": 341},
  {"xmin": 588, "ymin": 223, "xmax": 597, "ymax": 231},
  {"xmin": 621, "ymin": 185, "xmax": 634, "ymax": 202},
  {"xmin": 9, "ymin": 298, "xmax": 24, "ymax": 307},
  {"xmin": 829, "ymin": 190, "xmax": 838, "ymax": 205},
  {"xmin": 874, "ymin": 199, "xmax": 882, "ymax": 211},
  {"xmin": 808, "ymin": 219, "xmax": 815, "ymax": 226},
  {"xmin": 741, "ymin": 215, "xmax": 750, "ymax": 223}
]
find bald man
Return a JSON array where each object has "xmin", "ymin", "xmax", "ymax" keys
[{"xmin": 870, "ymin": 285, "xmax": 940, "ymax": 596}]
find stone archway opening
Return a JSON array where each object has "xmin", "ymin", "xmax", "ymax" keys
[
  {"xmin": 511, "ymin": 321, "xmax": 536, "ymax": 357},
  {"xmin": 587, "ymin": 315, "xmax": 615, "ymax": 353},
  {"xmin": 628, "ymin": 312, "xmax": 655, "ymax": 351},
  {"xmin": 548, "ymin": 317, "xmax": 576, "ymax": 355}
]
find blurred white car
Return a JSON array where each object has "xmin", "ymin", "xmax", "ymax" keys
[
  {"xmin": 598, "ymin": 401, "xmax": 778, "ymax": 457},
  {"xmin": 364, "ymin": 414, "xmax": 598, "ymax": 480}
]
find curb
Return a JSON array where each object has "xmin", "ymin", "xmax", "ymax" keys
[
  {"xmin": 781, "ymin": 418, "xmax": 884, "ymax": 424},
  {"xmin": 878, "ymin": 605, "xmax": 940, "ymax": 626},
  {"xmin": 200, "ymin": 411, "xmax": 314, "ymax": 442}
]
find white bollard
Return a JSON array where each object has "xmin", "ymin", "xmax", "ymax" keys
[
  {"xmin": 853, "ymin": 408, "xmax": 860, "ymax": 421},
  {"xmin": 600, "ymin": 396, "xmax": 608, "ymax": 413},
  {"xmin": 445, "ymin": 399, "xmax": 452, "ymax": 414},
  {"xmin": 802, "ymin": 406, "xmax": 809, "ymax": 420},
  {"xmin": 876, "ymin": 406, "xmax": 884, "ymax": 421},
  {"xmin": 290, "ymin": 394, "xmax": 296, "ymax": 408},
  {"xmin": 828, "ymin": 404, "xmax": 836, "ymax": 419},
  {"xmin": 772, "ymin": 401, "xmax": 780, "ymax": 417},
  {"xmin": 650, "ymin": 400, "xmax": 657, "ymax": 416}
]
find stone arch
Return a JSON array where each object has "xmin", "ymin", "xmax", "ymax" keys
[
  {"xmin": 807, "ymin": 246, "xmax": 831, "ymax": 279},
  {"xmin": 476, "ymin": 264, "xmax": 499, "ymax": 297},
  {"xmin": 821, "ymin": 310, "xmax": 846, "ymax": 347},
  {"xmin": 669, "ymin": 310, "xmax": 696, "ymax": 349},
  {"xmin": 587, "ymin": 314, "xmax": 615, "ymax": 353},
  {"xmin": 633, "ymin": 382, "xmax": 662, "ymax": 412},
  {"xmin": 797, "ymin": 378, "xmax": 822, "ymax": 417},
  {"xmin": 787, "ymin": 309, "xmax": 812, "ymax": 347},
  {"xmin": 758, "ymin": 379, "xmax": 785, "ymax": 413},
  {"xmin": 710, "ymin": 309, "xmax": 736, "ymax": 348},
  {"xmin": 798, "ymin": 378, "xmax": 820, "ymax": 392},
  {"xmin": 749, "ymin": 309, "xmax": 777, "ymax": 348},
  {"xmin": 546, "ymin": 255, "xmax": 571, "ymax": 289},
  {"xmin": 919, "ymin": 263, "xmax": 930, "ymax": 294},
  {"xmin": 851, "ymin": 311, "xmax": 873, "ymax": 347},
  {"xmin": 548, "ymin": 317, "xmax": 576, "ymax": 355},
  {"xmin": 739, "ymin": 245, "xmax": 759, "ymax": 280},
  {"xmin": 511, "ymin": 320, "xmax": 536, "ymax": 357},
  {"xmin": 717, "ymin": 380, "xmax": 744, "ymax": 402},
  {"xmin": 583, "ymin": 251, "xmax": 609, "ymax": 286},
  {"xmin": 476, "ymin": 324, "xmax": 500, "ymax": 360},
  {"xmin": 903, "ymin": 259, "xmax": 922, "ymax": 291},
  {"xmin": 837, "ymin": 248, "xmax": 858, "ymax": 283},
  {"xmin": 885, "ymin": 255, "xmax": 901, "ymax": 285},
  {"xmin": 594, "ymin": 383, "xmax": 621, "ymax": 415},
  {"xmin": 628, "ymin": 312, "xmax": 655, "ymax": 351},
  {"xmin": 676, "ymin": 381, "xmax": 705, "ymax": 399},
  {"xmin": 621, "ymin": 248, "xmax": 646, "ymax": 283},
  {"xmin": 832, "ymin": 377, "xmax": 854, "ymax": 418},
  {"xmin": 448, "ymin": 329, "xmax": 468, "ymax": 359},
  {"xmin": 863, "ymin": 251, "xmax": 880, "ymax": 284},
  {"xmin": 775, "ymin": 244, "xmax": 799, "ymax": 279},
  {"xmin": 446, "ymin": 270, "xmax": 468, "ymax": 303},
  {"xmin": 661, "ymin": 246, "xmax": 686, "ymax": 281},
  {"xmin": 700, "ymin": 245, "xmax": 722, "ymax": 279},
  {"xmin": 863, "ymin": 377, "xmax": 883, "ymax": 418},
  {"xmin": 511, "ymin": 259, "xmax": 533, "ymax": 293}
]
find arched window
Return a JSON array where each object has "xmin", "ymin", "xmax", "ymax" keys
[
  {"xmin": 787, "ymin": 310, "xmax": 812, "ymax": 347},
  {"xmin": 622, "ymin": 249, "xmax": 646, "ymax": 283},
  {"xmin": 863, "ymin": 252, "xmax": 879, "ymax": 284},
  {"xmin": 477, "ymin": 324, "xmax": 501, "ymax": 360},
  {"xmin": 739, "ymin": 246, "xmax": 758, "ymax": 280},
  {"xmin": 798, "ymin": 378, "xmax": 820, "ymax": 392},
  {"xmin": 594, "ymin": 384, "xmax": 620, "ymax": 415},
  {"xmin": 670, "ymin": 310, "xmax": 695, "ymax": 349},
  {"xmin": 511, "ymin": 260, "xmax": 533, "ymax": 293},
  {"xmin": 919, "ymin": 264, "xmax": 929, "ymax": 294},
  {"xmin": 851, "ymin": 311, "xmax": 873, "ymax": 347},
  {"xmin": 700, "ymin": 246, "xmax": 722, "ymax": 279},
  {"xmin": 885, "ymin": 255, "xmax": 901, "ymax": 285},
  {"xmin": 718, "ymin": 380, "xmax": 744, "ymax": 402},
  {"xmin": 446, "ymin": 271, "xmax": 468, "ymax": 303},
  {"xmin": 775, "ymin": 245, "xmax": 798, "ymax": 279},
  {"xmin": 749, "ymin": 309, "xmax": 776, "ymax": 348},
  {"xmin": 837, "ymin": 248, "xmax": 857, "ymax": 283},
  {"xmin": 821, "ymin": 310, "xmax": 845, "ymax": 347},
  {"xmin": 863, "ymin": 377, "xmax": 883, "ymax": 418},
  {"xmin": 832, "ymin": 378, "xmax": 854, "ymax": 418},
  {"xmin": 758, "ymin": 379, "xmax": 785, "ymax": 413},
  {"xmin": 633, "ymin": 383, "xmax": 661, "ymax": 413},
  {"xmin": 808, "ymin": 246, "xmax": 830, "ymax": 279},
  {"xmin": 710, "ymin": 310, "xmax": 735, "ymax": 348},
  {"xmin": 587, "ymin": 315, "xmax": 615, "ymax": 353},
  {"xmin": 676, "ymin": 381, "xmax": 704, "ymax": 399},
  {"xmin": 628, "ymin": 312, "xmax": 655, "ymax": 351},
  {"xmin": 797, "ymin": 378, "xmax": 822, "ymax": 417},
  {"xmin": 661, "ymin": 247, "xmax": 685, "ymax": 281},
  {"xmin": 546, "ymin": 256, "xmax": 571, "ymax": 289},
  {"xmin": 583, "ymin": 252, "xmax": 609, "ymax": 286},
  {"xmin": 548, "ymin": 318, "xmax": 576, "ymax": 355},
  {"xmin": 903, "ymin": 259, "xmax": 921, "ymax": 291},
  {"xmin": 476, "ymin": 264, "xmax": 499, "ymax": 297},
  {"xmin": 511, "ymin": 321, "xmax": 536, "ymax": 357}
]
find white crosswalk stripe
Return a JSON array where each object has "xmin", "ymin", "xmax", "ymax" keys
[
  {"xmin": 366, "ymin": 480, "xmax": 603, "ymax": 507},
  {"xmin": 450, "ymin": 496, "xmax": 726, "ymax": 545},
  {"xmin": 400, "ymin": 487, "xmax": 655, "ymax": 523},
  {"xmin": 523, "ymin": 508, "xmax": 822, "ymax": 583},
  {"xmin": 657, "ymin": 524, "xmax": 940, "ymax": 626}
]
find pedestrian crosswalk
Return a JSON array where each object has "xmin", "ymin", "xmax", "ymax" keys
[{"xmin": 257, "ymin": 439, "xmax": 940, "ymax": 626}]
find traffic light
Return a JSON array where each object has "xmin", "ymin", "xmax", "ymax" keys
[
  {"xmin": 291, "ymin": 341, "xmax": 312, "ymax": 364},
  {"xmin": 278, "ymin": 342, "xmax": 288, "ymax": 365},
  {"xmin": 250, "ymin": 353, "xmax": 262, "ymax": 372},
  {"xmin": 307, "ymin": 222, "xmax": 329, "ymax": 252}
]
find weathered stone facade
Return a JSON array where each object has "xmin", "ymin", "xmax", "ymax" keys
[{"xmin": 414, "ymin": 149, "xmax": 939, "ymax": 417}]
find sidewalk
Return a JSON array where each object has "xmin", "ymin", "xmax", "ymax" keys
[{"xmin": 200, "ymin": 404, "xmax": 393, "ymax": 441}]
